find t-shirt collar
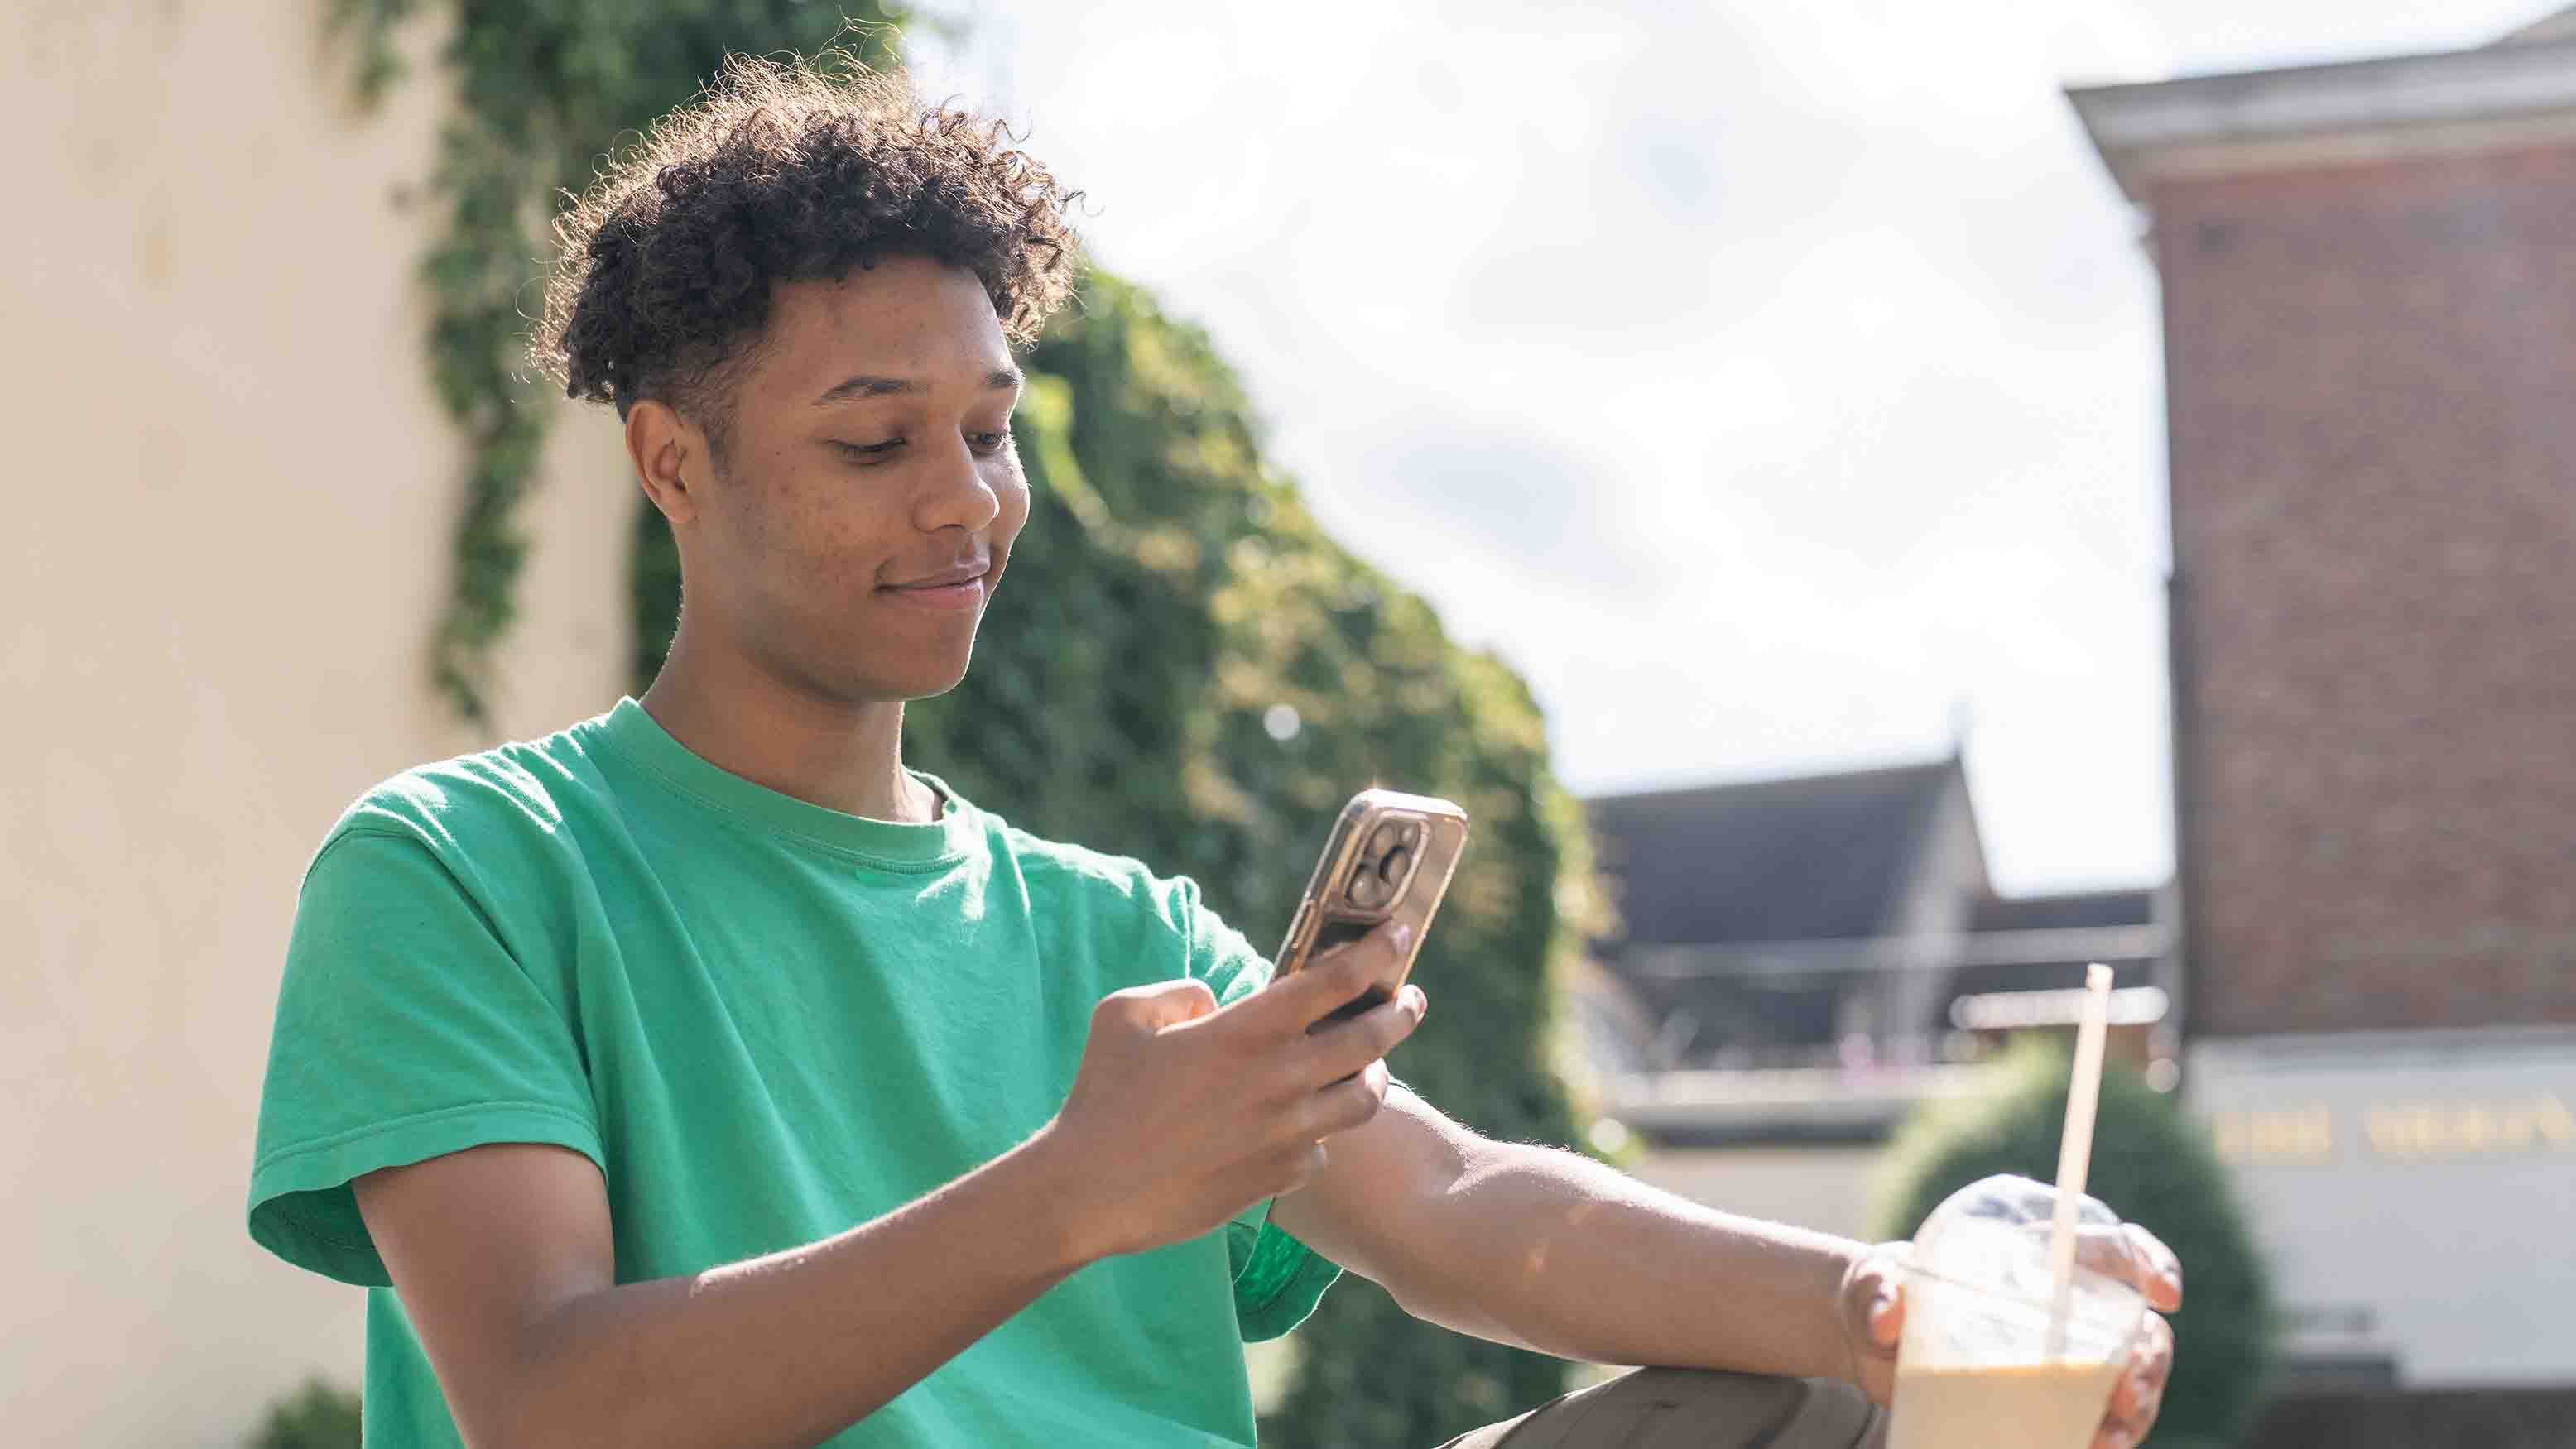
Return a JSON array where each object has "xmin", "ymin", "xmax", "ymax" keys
[{"xmin": 590, "ymin": 696, "xmax": 977, "ymax": 866}]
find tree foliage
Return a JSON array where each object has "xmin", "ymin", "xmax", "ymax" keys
[{"xmin": 1872, "ymin": 1041, "xmax": 2278, "ymax": 1449}]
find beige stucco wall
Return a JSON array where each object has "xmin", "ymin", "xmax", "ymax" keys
[{"xmin": 3, "ymin": 2, "xmax": 634, "ymax": 1442}]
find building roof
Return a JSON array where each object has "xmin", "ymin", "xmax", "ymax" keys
[
  {"xmin": 1968, "ymin": 886, "xmax": 2156, "ymax": 934},
  {"xmin": 1571, "ymin": 760, "xmax": 2172, "ymax": 1095},
  {"xmin": 2066, "ymin": 8, "xmax": 2576, "ymax": 207},
  {"xmin": 1587, "ymin": 756, "xmax": 1963, "ymax": 948}
]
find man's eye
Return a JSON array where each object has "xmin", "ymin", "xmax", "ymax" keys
[
  {"xmin": 832, "ymin": 438, "xmax": 906, "ymax": 460},
  {"xmin": 967, "ymin": 431, "xmax": 1012, "ymax": 455}
]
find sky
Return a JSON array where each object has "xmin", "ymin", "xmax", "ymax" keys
[{"xmin": 906, "ymin": 1, "xmax": 2559, "ymax": 894}]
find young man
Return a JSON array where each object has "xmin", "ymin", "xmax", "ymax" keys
[{"xmin": 248, "ymin": 56, "xmax": 2180, "ymax": 1449}]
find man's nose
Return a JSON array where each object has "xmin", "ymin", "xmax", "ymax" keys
[{"xmin": 916, "ymin": 434, "xmax": 1002, "ymax": 535}]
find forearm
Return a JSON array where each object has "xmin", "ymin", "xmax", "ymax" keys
[
  {"xmin": 503, "ymin": 1129, "xmax": 1095, "ymax": 1449},
  {"xmin": 1400, "ymin": 1142, "xmax": 1866, "ymax": 1383}
]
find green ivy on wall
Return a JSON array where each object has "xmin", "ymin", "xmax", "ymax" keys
[{"xmin": 327, "ymin": 0, "xmax": 904, "ymax": 723}]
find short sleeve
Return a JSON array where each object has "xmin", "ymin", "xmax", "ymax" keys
[
  {"xmin": 247, "ymin": 827, "xmax": 603, "ymax": 1286},
  {"xmin": 1171, "ymin": 877, "xmax": 1348, "ymax": 1341},
  {"xmin": 1180, "ymin": 878, "xmax": 1275, "ymax": 1011}
]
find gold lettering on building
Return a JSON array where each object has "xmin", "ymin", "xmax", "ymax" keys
[
  {"xmin": 2211, "ymin": 1105, "xmax": 2335, "ymax": 1164},
  {"xmin": 2207, "ymin": 1096, "xmax": 2573, "ymax": 1165},
  {"xmin": 2362, "ymin": 1096, "xmax": 2575, "ymax": 1159}
]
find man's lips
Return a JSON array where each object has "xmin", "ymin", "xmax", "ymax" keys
[
  {"xmin": 881, "ymin": 562, "xmax": 991, "ymax": 591},
  {"xmin": 877, "ymin": 563, "xmax": 992, "ymax": 611}
]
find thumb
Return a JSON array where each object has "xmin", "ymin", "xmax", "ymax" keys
[
  {"xmin": 1870, "ymin": 1273, "xmax": 1906, "ymax": 1348},
  {"xmin": 1838, "ymin": 1245, "xmax": 1909, "ymax": 1407},
  {"xmin": 1842, "ymin": 1245, "xmax": 1909, "ymax": 1349}
]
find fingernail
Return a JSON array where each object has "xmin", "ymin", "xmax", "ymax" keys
[
  {"xmin": 1404, "ymin": 984, "xmax": 1427, "ymax": 1017},
  {"xmin": 2141, "ymin": 1230, "xmax": 2182, "ymax": 1290},
  {"xmin": 1393, "ymin": 924, "xmax": 1414, "ymax": 950}
]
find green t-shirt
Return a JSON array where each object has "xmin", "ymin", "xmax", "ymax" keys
[{"xmin": 248, "ymin": 698, "xmax": 1341, "ymax": 1447}]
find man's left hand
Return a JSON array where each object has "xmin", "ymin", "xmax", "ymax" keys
[{"xmin": 1837, "ymin": 1223, "xmax": 2184, "ymax": 1449}]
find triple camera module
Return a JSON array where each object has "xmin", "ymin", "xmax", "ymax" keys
[{"xmin": 1343, "ymin": 817, "xmax": 1427, "ymax": 909}]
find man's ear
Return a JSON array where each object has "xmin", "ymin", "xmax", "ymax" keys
[{"xmin": 626, "ymin": 399, "xmax": 705, "ymax": 526}]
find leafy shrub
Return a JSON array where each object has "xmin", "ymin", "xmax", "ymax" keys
[{"xmin": 248, "ymin": 1379, "xmax": 360, "ymax": 1449}]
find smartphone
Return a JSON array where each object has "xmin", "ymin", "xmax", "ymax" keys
[{"xmin": 1272, "ymin": 789, "xmax": 1469, "ymax": 1029}]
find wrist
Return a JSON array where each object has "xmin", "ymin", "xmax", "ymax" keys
[{"xmin": 1007, "ymin": 1120, "xmax": 1123, "ymax": 1272}]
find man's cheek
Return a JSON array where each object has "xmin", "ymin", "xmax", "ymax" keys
[{"xmin": 993, "ymin": 488, "xmax": 1033, "ymax": 551}]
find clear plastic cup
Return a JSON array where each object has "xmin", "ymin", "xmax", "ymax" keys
[{"xmin": 1888, "ymin": 1174, "xmax": 2148, "ymax": 1449}]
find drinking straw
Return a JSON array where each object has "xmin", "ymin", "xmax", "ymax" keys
[{"xmin": 2044, "ymin": 962, "xmax": 2116, "ymax": 1359}]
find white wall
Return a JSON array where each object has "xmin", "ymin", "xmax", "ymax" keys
[
  {"xmin": 2190, "ymin": 1028, "xmax": 2576, "ymax": 1389},
  {"xmin": 3, "ymin": 2, "xmax": 635, "ymax": 1441},
  {"xmin": 1630, "ymin": 1144, "xmax": 1886, "ymax": 1245}
]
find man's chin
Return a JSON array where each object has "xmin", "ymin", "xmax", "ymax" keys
[
  {"xmin": 882, "ymin": 651, "xmax": 976, "ymax": 703},
  {"xmin": 817, "ymin": 626, "xmax": 981, "ymax": 703}
]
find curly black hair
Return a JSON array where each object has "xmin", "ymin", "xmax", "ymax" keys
[{"xmin": 536, "ymin": 51, "xmax": 1083, "ymax": 452}]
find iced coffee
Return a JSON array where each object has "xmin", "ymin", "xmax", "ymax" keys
[{"xmin": 1886, "ymin": 1175, "xmax": 2145, "ymax": 1449}]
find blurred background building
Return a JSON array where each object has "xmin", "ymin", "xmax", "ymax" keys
[
  {"xmin": 1585, "ymin": 9, "xmax": 2576, "ymax": 1444},
  {"xmin": 1577, "ymin": 756, "xmax": 2171, "ymax": 1240}
]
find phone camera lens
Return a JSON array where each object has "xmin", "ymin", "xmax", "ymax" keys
[
  {"xmin": 1348, "ymin": 867, "xmax": 1391, "ymax": 908},
  {"xmin": 1367, "ymin": 822, "xmax": 1406, "ymax": 857},
  {"xmin": 1379, "ymin": 845, "xmax": 1412, "ymax": 882}
]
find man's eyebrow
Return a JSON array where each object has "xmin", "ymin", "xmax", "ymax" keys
[
  {"xmin": 810, "ymin": 367, "xmax": 1025, "ymax": 407},
  {"xmin": 811, "ymin": 375, "xmax": 916, "ymax": 406}
]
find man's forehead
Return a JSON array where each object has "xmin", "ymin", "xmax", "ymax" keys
[{"xmin": 765, "ymin": 264, "xmax": 1012, "ymax": 380}]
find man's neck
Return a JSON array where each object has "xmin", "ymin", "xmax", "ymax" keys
[{"xmin": 638, "ymin": 636, "xmax": 937, "ymax": 825}]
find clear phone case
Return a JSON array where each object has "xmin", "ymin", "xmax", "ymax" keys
[{"xmin": 1273, "ymin": 789, "xmax": 1469, "ymax": 1025}]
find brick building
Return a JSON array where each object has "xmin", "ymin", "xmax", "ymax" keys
[
  {"xmin": 2089, "ymin": 36, "xmax": 2576, "ymax": 1043},
  {"xmin": 2072, "ymin": 8, "xmax": 2576, "ymax": 1439}
]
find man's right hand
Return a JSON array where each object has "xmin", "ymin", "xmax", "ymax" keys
[{"xmin": 1039, "ymin": 921, "xmax": 1429, "ymax": 1260}]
